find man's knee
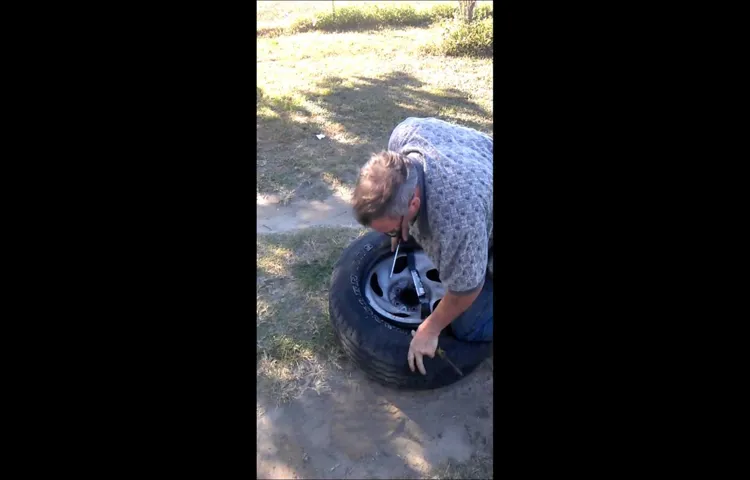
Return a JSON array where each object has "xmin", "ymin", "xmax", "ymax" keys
[
  {"xmin": 452, "ymin": 314, "xmax": 493, "ymax": 342},
  {"xmin": 450, "ymin": 288, "xmax": 493, "ymax": 342}
]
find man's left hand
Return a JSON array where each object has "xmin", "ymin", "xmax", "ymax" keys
[{"xmin": 408, "ymin": 327, "xmax": 439, "ymax": 375}]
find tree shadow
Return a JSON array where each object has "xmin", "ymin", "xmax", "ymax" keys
[
  {"xmin": 296, "ymin": 71, "xmax": 492, "ymax": 190},
  {"xmin": 257, "ymin": 71, "xmax": 492, "ymax": 202},
  {"xmin": 257, "ymin": 86, "xmax": 340, "ymax": 201},
  {"xmin": 303, "ymin": 71, "xmax": 491, "ymax": 144}
]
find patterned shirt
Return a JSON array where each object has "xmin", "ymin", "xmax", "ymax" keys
[{"xmin": 388, "ymin": 117, "xmax": 493, "ymax": 295}]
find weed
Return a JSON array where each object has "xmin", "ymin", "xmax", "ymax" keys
[
  {"xmin": 421, "ymin": 18, "xmax": 493, "ymax": 58},
  {"xmin": 430, "ymin": 4, "xmax": 458, "ymax": 21},
  {"xmin": 256, "ymin": 26, "xmax": 285, "ymax": 37},
  {"xmin": 288, "ymin": 17, "xmax": 315, "ymax": 33},
  {"xmin": 475, "ymin": 4, "xmax": 494, "ymax": 21},
  {"xmin": 430, "ymin": 3, "xmax": 493, "ymax": 22},
  {"xmin": 290, "ymin": 5, "xmax": 432, "ymax": 32}
]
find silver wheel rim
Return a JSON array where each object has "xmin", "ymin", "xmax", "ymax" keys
[{"xmin": 363, "ymin": 249, "xmax": 446, "ymax": 325}]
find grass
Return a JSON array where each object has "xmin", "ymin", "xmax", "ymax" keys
[
  {"xmin": 257, "ymin": 226, "xmax": 368, "ymax": 404},
  {"xmin": 258, "ymin": 1, "xmax": 493, "ymax": 36},
  {"xmin": 289, "ymin": 5, "xmax": 433, "ymax": 33},
  {"xmin": 257, "ymin": 1, "xmax": 493, "ymax": 31},
  {"xmin": 257, "ymin": 21, "xmax": 493, "ymax": 202},
  {"xmin": 423, "ymin": 455, "xmax": 493, "ymax": 480},
  {"xmin": 290, "ymin": 3, "xmax": 494, "ymax": 34},
  {"xmin": 422, "ymin": 17, "xmax": 494, "ymax": 58}
]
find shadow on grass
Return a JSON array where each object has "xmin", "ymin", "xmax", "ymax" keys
[
  {"xmin": 304, "ymin": 71, "xmax": 491, "ymax": 144},
  {"xmin": 257, "ymin": 71, "xmax": 492, "ymax": 202},
  {"xmin": 257, "ymin": 86, "xmax": 349, "ymax": 201}
]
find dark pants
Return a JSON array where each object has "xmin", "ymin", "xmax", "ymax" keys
[{"xmin": 450, "ymin": 276, "xmax": 493, "ymax": 342}]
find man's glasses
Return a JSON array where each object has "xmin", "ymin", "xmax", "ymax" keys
[
  {"xmin": 385, "ymin": 216, "xmax": 404, "ymax": 237},
  {"xmin": 385, "ymin": 193, "xmax": 416, "ymax": 237}
]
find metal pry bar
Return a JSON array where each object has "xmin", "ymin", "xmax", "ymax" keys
[{"xmin": 389, "ymin": 241, "xmax": 401, "ymax": 278}]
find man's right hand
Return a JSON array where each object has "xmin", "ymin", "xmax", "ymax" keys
[{"xmin": 391, "ymin": 217, "xmax": 410, "ymax": 251}]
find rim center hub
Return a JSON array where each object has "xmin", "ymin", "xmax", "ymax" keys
[{"xmin": 387, "ymin": 278, "xmax": 430, "ymax": 313}]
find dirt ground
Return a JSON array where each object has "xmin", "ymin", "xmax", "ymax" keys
[
  {"xmin": 257, "ymin": 192, "xmax": 359, "ymax": 233},
  {"xmin": 257, "ymin": 355, "xmax": 493, "ymax": 479},
  {"xmin": 257, "ymin": 197, "xmax": 493, "ymax": 479}
]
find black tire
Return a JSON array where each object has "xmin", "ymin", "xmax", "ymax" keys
[{"xmin": 329, "ymin": 231, "xmax": 493, "ymax": 390}]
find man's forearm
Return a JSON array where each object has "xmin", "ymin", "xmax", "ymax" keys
[{"xmin": 420, "ymin": 287, "xmax": 481, "ymax": 335}]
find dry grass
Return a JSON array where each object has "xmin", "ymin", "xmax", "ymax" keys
[
  {"xmin": 257, "ymin": 2, "xmax": 493, "ymax": 202},
  {"xmin": 256, "ymin": 226, "xmax": 368, "ymax": 405}
]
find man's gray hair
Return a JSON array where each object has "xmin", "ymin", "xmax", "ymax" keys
[
  {"xmin": 385, "ymin": 158, "xmax": 418, "ymax": 216},
  {"xmin": 351, "ymin": 151, "xmax": 419, "ymax": 226}
]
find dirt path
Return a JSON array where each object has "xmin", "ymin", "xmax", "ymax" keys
[
  {"xmin": 257, "ymin": 192, "xmax": 360, "ymax": 234},
  {"xmin": 257, "ymin": 360, "xmax": 493, "ymax": 479}
]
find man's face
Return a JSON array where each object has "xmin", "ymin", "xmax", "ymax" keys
[{"xmin": 370, "ymin": 216, "xmax": 403, "ymax": 237}]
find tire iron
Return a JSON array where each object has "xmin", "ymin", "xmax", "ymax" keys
[
  {"xmin": 389, "ymin": 240, "xmax": 401, "ymax": 278},
  {"xmin": 437, "ymin": 347, "xmax": 464, "ymax": 376},
  {"xmin": 404, "ymin": 250, "xmax": 462, "ymax": 376},
  {"xmin": 406, "ymin": 250, "xmax": 430, "ymax": 319}
]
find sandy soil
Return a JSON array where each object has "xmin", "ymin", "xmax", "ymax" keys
[{"xmin": 257, "ymin": 361, "xmax": 493, "ymax": 479}]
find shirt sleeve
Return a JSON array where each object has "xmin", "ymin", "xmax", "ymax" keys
[{"xmin": 439, "ymin": 221, "xmax": 488, "ymax": 295}]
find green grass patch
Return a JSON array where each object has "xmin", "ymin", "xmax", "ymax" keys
[
  {"xmin": 430, "ymin": 3, "xmax": 494, "ymax": 22},
  {"xmin": 291, "ymin": 258, "xmax": 339, "ymax": 292},
  {"xmin": 421, "ymin": 18, "xmax": 493, "ymax": 58},
  {"xmin": 272, "ymin": 2, "xmax": 493, "ymax": 35},
  {"xmin": 429, "ymin": 4, "xmax": 458, "ymax": 21},
  {"xmin": 290, "ymin": 4, "xmax": 432, "ymax": 33},
  {"xmin": 257, "ymin": 227, "xmax": 368, "ymax": 404},
  {"xmin": 474, "ymin": 4, "xmax": 494, "ymax": 21}
]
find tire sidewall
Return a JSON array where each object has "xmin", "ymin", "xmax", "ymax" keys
[{"xmin": 329, "ymin": 231, "xmax": 492, "ymax": 389}]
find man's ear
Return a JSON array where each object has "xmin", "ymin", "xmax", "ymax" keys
[{"xmin": 409, "ymin": 196, "xmax": 420, "ymax": 216}]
